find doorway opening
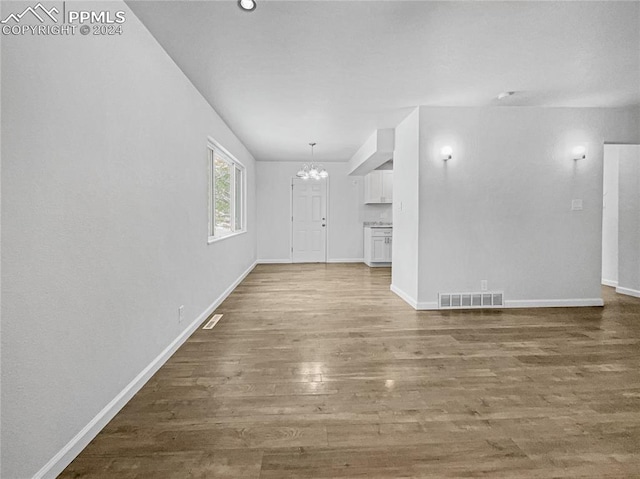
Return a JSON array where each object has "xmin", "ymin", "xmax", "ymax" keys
[{"xmin": 602, "ymin": 144, "xmax": 640, "ymax": 298}]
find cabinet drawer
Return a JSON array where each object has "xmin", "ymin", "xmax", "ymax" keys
[{"xmin": 371, "ymin": 228, "xmax": 392, "ymax": 237}]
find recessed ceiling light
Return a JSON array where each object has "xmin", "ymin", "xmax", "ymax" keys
[
  {"xmin": 238, "ymin": 0, "xmax": 257, "ymax": 11},
  {"xmin": 497, "ymin": 91, "xmax": 515, "ymax": 100}
]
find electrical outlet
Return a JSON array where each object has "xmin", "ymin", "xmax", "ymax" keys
[
  {"xmin": 178, "ymin": 305, "xmax": 184, "ymax": 323},
  {"xmin": 481, "ymin": 280, "xmax": 488, "ymax": 291}
]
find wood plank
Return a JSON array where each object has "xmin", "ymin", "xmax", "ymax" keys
[{"xmin": 59, "ymin": 264, "xmax": 640, "ymax": 478}]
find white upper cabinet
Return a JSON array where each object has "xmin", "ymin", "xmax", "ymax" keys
[{"xmin": 364, "ymin": 170, "xmax": 393, "ymax": 204}]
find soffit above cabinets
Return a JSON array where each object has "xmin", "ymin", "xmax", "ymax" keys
[{"xmin": 349, "ymin": 129, "xmax": 394, "ymax": 176}]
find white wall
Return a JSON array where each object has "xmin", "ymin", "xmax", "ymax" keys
[
  {"xmin": 602, "ymin": 145, "xmax": 620, "ymax": 286},
  {"xmin": 392, "ymin": 106, "xmax": 640, "ymax": 309},
  {"xmin": 1, "ymin": 2, "xmax": 256, "ymax": 478},
  {"xmin": 257, "ymin": 162, "xmax": 367, "ymax": 262},
  {"xmin": 391, "ymin": 108, "xmax": 420, "ymax": 305},
  {"xmin": 617, "ymin": 144, "xmax": 640, "ymax": 297},
  {"xmin": 256, "ymin": 162, "xmax": 293, "ymax": 262},
  {"xmin": 362, "ymin": 203, "xmax": 392, "ymax": 223},
  {"xmin": 0, "ymin": 23, "xmax": 3, "ymax": 479}
]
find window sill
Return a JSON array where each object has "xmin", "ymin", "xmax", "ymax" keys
[{"xmin": 207, "ymin": 230, "xmax": 247, "ymax": 245}]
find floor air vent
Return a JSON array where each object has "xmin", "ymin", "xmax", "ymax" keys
[
  {"xmin": 439, "ymin": 292, "xmax": 504, "ymax": 309},
  {"xmin": 203, "ymin": 314, "xmax": 223, "ymax": 330}
]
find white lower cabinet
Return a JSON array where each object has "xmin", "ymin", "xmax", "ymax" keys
[{"xmin": 364, "ymin": 227, "xmax": 392, "ymax": 266}]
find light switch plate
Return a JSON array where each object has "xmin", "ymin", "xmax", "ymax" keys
[{"xmin": 571, "ymin": 199, "xmax": 583, "ymax": 211}]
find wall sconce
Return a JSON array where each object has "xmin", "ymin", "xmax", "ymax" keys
[
  {"xmin": 572, "ymin": 145, "xmax": 586, "ymax": 161},
  {"xmin": 441, "ymin": 146, "xmax": 453, "ymax": 161}
]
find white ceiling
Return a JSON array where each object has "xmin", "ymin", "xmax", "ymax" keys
[{"xmin": 127, "ymin": 1, "xmax": 640, "ymax": 162}]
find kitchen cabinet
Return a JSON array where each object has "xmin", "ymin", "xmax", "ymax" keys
[
  {"xmin": 364, "ymin": 170, "xmax": 393, "ymax": 204},
  {"xmin": 364, "ymin": 226, "xmax": 392, "ymax": 266}
]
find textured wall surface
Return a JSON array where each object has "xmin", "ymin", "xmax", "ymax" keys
[
  {"xmin": 256, "ymin": 162, "xmax": 365, "ymax": 262},
  {"xmin": 416, "ymin": 106, "xmax": 640, "ymax": 306},
  {"xmin": 1, "ymin": 2, "xmax": 256, "ymax": 477}
]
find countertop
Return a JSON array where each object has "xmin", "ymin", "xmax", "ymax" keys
[{"xmin": 364, "ymin": 222, "xmax": 393, "ymax": 228}]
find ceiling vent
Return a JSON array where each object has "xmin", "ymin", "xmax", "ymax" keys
[{"xmin": 439, "ymin": 292, "xmax": 504, "ymax": 309}]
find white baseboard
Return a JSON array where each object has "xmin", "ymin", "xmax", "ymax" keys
[
  {"xmin": 390, "ymin": 284, "xmax": 417, "ymax": 308},
  {"xmin": 615, "ymin": 286, "xmax": 640, "ymax": 298},
  {"xmin": 504, "ymin": 298, "xmax": 604, "ymax": 308},
  {"xmin": 34, "ymin": 260, "xmax": 257, "ymax": 479},
  {"xmin": 416, "ymin": 301, "xmax": 440, "ymax": 310},
  {"xmin": 390, "ymin": 284, "xmax": 438, "ymax": 310},
  {"xmin": 258, "ymin": 259, "xmax": 365, "ymax": 264},
  {"xmin": 391, "ymin": 284, "xmax": 605, "ymax": 310},
  {"xmin": 602, "ymin": 279, "xmax": 618, "ymax": 287}
]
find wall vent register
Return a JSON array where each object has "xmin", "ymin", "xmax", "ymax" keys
[{"xmin": 439, "ymin": 292, "xmax": 504, "ymax": 309}]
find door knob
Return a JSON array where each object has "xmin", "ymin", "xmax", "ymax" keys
[{"xmin": 322, "ymin": 224, "xmax": 326, "ymax": 227}]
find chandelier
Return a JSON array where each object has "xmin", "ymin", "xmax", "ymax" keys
[{"xmin": 296, "ymin": 142, "xmax": 328, "ymax": 180}]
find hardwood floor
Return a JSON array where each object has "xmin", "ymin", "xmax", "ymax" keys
[{"xmin": 60, "ymin": 264, "xmax": 640, "ymax": 478}]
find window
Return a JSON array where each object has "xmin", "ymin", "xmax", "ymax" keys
[{"xmin": 208, "ymin": 140, "xmax": 245, "ymax": 242}]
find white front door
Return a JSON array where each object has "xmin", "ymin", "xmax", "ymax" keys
[{"xmin": 292, "ymin": 178, "xmax": 327, "ymax": 263}]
